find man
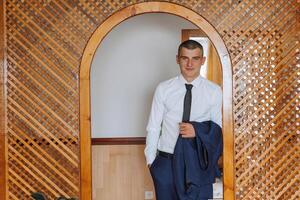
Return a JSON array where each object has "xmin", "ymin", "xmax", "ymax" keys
[{"xmin": 145, "ymin": 40, "xmax": 222, "ymax": 200}]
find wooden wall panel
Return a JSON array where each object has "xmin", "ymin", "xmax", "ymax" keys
[
  {"xmin": 1, "ymin": 0, "xmax": 299, "ymax": 199},
  {"xmin": 5, "ymin": 0, "xmax": 80, "ymax": 199}
]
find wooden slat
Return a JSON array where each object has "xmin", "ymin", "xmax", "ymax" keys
[
  {"xmin": 52, "ymin": 0, "xmax": 95, "ymax": 34},
  {"xmin": 8, "ymin": 147, "xmax": 62, "ymax": 197},
  {"xmin": 9, "ymin": 128, "xmax": 78, "ymax": 191},
  {"xmin": 0, "ymin": 0, "xmax": 6, "ymax": 200},
  {"xmin": 6, "ymin": 28, "xmax": 77, "ymax": 94},
  {"xmin": 8, "ymin": 138, "xmax": 74, "ymax": 197},
  {"xmin": 242, "ymin": 146, "xmax": 298, "ymax": 199},
  {"xmin": 8, "ymin": 192, "xmax": 19, "ymax": 200},
  {"xmin": 233, "ymin": 6, "xmax": 297, "ymax": 79},
  {"xmin": 289, "ymin": 188, "xmax": 300, "ymax": 200},
  {"xmin": 7, "ymin": 102, "xmax": 78, "ymax": 166},
  {"xmin": 8, "ymin": 123, "xmax": 77, "ymax": 182},
  {"xmin": 7, "ymin": 70, "xmax": 78, "ymax": 142},
  {"xmin": 237, "ymin": 82, "xmax": 298, "ymax": 146},
  {"xmin": 23, "ymin": 1, "xmax": 83, "ymax": 52},
  {"xmin": 237, "ymin": 129, "xmax": 297, "ymax": 186},
  {"xmin": 8, "ymin": 168, "xmax": 36, "ymax": 196},
  {"xmin": 230, "ymin": 0, "xmax": 289, "ymax": 65},
  {"xmin": 234, "ymin": 42, "xmax": 299, "ymax": 116},
  {"xmin": 8, "ymin": 72, "xmax": 77, "ymax": 137},
  {"xmin": 235, "ymin": 90, "xmax": 298, "ymax": 160},
  {"xmin": 235, "ymin": 70, "xmax": 298, "ymax": 144},
  {"xmin": 7, "ymin": 0, "xmax": 78, "ymax": 67},
  {"xmin": 272, "ymin": 165, "xmax": 299, "ymax": 200},
  {"xmin": 7, "ymin": 53, "xmax": 77, "ymax": 117},
  {"xmin": 236, "ymin": 102, "xmax": 298, "ymax": 174},
  {"xmin": 234, "ymin": 22, "xmax": 298, "ymax": 92}
]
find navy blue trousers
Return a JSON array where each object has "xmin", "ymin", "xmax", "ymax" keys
[{"xmin": 149, "ymin": 154, "xmax": 213, "ymax": 200}]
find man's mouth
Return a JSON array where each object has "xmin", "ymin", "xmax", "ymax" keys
[{"xmin": 185, "ymin": 68, "xmax": 194, "ymax": 71}]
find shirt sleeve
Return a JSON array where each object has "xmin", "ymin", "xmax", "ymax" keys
[
  {"xmin": 210, "ymin": 86, "xmax": 222, "ymax": 128},
  {"xmin": 144, "ymin": 83, "xmax": 165, "ymax": 165}
]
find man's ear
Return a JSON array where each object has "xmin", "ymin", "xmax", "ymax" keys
[
  {"xmin": 176, "ymin": 55, "xmax": 179, "ymax": 64},
  {"xmin": 201, "ymin": 56, "xmax": 206, "ymax": 65}
]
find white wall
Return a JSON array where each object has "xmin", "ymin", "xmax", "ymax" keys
[{"xmin": 91, "ymin": 13, "xmax": 197, "ymax": 138}]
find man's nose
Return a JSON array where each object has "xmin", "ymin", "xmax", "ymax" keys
[{"xmin": 187, "ymin": 59, "xmax": 192, "ymax": 67}]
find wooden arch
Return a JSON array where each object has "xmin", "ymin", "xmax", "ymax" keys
[{"xmin": 79, "ymin": 2, "xmax": 234, "ymax": 199}]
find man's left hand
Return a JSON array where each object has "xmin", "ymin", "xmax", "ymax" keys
[{"xmin": 179, "ymin": 123, "xmax": 195, "ymax": 138}]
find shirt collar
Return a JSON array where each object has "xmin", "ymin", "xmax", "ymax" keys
[{"xmin": 178, "ymin": 74, "xmax": 202, "ymax": 88}]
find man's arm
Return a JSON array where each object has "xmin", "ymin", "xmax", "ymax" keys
[
  {"xmin": 144, "ymin": 84, "xmax": 164, "ymax": 165},
  {"xmin": 210, "ymin": 86, "xmax": 222, "ymax": 127},
  {"xmin": 210, "ymin": 87, "xmax": 223, "ymax": 170}
]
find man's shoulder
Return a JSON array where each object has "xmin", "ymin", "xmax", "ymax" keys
[
  {"xmin": 157, "ymin": 76, "xmax": 179, "ymax": 89},
  {"xmin": 201, "ymin": 78, "xmax": 222, "ymax": 93}
]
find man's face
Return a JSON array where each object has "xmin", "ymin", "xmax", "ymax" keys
[{"xmin": 176, "ymin": 47, "xmax": 206, "ymax": 82}]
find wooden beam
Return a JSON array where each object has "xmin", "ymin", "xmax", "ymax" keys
[{"xmin": 0, "ymin": 0, "xmax": 7, "ymax": 199}]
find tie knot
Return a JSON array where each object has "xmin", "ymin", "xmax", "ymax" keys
[{"xmin": 185, "ymin": 84, "xmax": 193, "ymax": 91}]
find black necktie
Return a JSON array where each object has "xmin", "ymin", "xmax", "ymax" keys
[{"xmin": 182, "ymin": 84, "xmax": 193, "ymax": 122}]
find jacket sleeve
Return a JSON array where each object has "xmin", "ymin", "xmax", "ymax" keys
[{"xmin": 190, "ymin": 121, "xmax": 222, "ymax": 174}]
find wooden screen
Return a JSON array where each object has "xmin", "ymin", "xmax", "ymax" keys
[{"xmin": 1, "ymin": 0, "xmax": 299, "ymax": 199}]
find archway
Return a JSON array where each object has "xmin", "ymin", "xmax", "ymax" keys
[{"xmin": 79, "ymin": 2, "xmax": 234, "ymax": 199}]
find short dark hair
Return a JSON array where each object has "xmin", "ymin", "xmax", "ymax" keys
[{"xmin": 178, "ymin": 40, "xmax": 204, "ymax": 56}]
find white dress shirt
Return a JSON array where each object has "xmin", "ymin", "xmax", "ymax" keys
[{"xmin": 145, "ymin": 74, "xmax": 222, "ymax": 165}]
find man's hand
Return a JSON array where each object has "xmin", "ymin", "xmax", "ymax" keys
[{"xmin": 179, "ymin": 123, "xmax": 195, "ymax": 138}]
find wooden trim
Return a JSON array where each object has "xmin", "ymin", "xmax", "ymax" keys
[
  {"xmin": 182, "ymin": 29, "xmax": 207, "ymax": 41},
  {"xmin": 80, "ymin": 2, "xmax": 235, "ymax": 200},
  {"xmin": 92, "ymin": 137, "xmax": 146, "ymax": 145},
  {"xmin": 0, "ymin": 0, "xmax": 6, "ymax": 199}
]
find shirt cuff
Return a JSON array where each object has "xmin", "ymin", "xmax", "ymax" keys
[{"xmin": 145, "ymin": 150, "xmax": 157, "ymax": 165}]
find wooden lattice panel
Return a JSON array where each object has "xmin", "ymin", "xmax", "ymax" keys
[
  {"xmin": 6, "ymin": 0, "xmax": 82, "ymax": 199},
  {"xmin": 3, "ymin": 0, "xmax": 300, "ymax": 199},
  {"xmin": 225, "ymin": 1, "xmax": 300, "ymax": 199}
]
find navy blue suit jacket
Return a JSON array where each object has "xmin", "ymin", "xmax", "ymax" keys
[{"xmin": 173, "ymin": 120, "xmax": 222, "ymax": 200}]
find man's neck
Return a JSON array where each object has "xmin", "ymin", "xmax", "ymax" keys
[{"xmin": 182, "ymin": 75, "xmax": 199, "ymax": 83}]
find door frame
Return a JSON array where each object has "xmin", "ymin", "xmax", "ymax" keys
[{"xmin": 79, "ymin": 2, "xmax": 235, "ymax": 199}]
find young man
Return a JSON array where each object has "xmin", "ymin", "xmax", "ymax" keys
[{"xmin": 145, "ymin": 40, "xmax": 222, "ymax": 200}]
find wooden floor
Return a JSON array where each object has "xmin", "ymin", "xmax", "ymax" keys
[
  {"xmin": 92, "ymin": 145, "xmax": 155, "ymax": 200},
  {"xmin": 92, "ymin": 144, "xmax": 223, "ymax": 200}
]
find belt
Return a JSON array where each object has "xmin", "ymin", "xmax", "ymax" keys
[{"xmin": 158, "ymin": 151, "xmax": 173, "ymax": 159}]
